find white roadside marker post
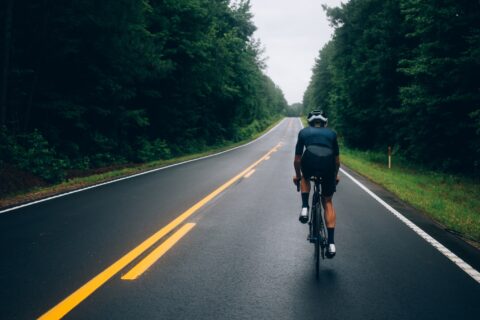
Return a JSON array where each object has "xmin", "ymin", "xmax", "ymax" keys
[{"xmin": 388, "ymin": 146, "xmax": 392, "ymax": 169}]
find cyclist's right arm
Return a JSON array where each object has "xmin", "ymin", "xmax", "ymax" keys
[{"xmin": 293, "ymin": 130, "xmax": 304, "ymax": 183}]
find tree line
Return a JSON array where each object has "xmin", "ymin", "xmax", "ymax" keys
[
  {"xmin": 303, "ymin": 0, "xmax": 480, "ymax": 174},
  {"xmin": 0, "ymin": 0, "xmax": 287, "ymax": 186}
]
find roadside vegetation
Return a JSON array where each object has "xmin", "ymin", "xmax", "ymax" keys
[{"xmin": 0, "ymin": 117, "xmax": 282, "ymax": 209}]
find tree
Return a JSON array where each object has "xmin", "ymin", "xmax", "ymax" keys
[
  {"xmin": 1, "ymin": 0, "xmax": 13, "ymax": 126},
  {"xmin": 304, "ymin": 0, "xmax": 480, "ymax": 173},
  {"xmin": 0, "ymin": 0, "xmax": 288, "ymax": 187}
]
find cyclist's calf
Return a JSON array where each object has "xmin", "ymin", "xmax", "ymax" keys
[
  {"xmin": 300, "ymin": 176, "xmax": 311, "ymax": 193},
  {"xmin": 322, "ymin": 196, "xmax": 336, "ymax": 228}
]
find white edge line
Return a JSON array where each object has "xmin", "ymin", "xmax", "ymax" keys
[
  {"xmin": 339, "ymin": 168, "xmax": 480, "ymax": 284},
  {"xmin": 0, "ymin": 119, "xmax": 287, "ymax": 215},
  {"xmin": 297, "ymin": 117, "xmax": 480, "ymax": 283}
]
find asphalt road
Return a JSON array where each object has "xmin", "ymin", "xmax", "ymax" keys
[{"xmin": 1, "ymin": 118, "xmax": 479, "ymax": 320}]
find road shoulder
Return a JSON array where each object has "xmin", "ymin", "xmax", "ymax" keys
[{"xmin": 340, "ymin": 165, "xmax": 480, "ymax": 273}]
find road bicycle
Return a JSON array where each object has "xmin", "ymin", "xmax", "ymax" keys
[{"xmin": 297, "ymin": 177, "xmax": 328, "ymax": 279}]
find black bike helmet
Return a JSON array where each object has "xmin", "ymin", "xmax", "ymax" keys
[{"xmin": 307, "ymin": 110, "xmax": 328, "ymax": 125}]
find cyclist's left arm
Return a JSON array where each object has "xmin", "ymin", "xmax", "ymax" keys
[{"xmin": 333, "ymin": 132, "xmax": 340, "ymax": 183}]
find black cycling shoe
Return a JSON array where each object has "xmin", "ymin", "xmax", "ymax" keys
[
  {"xmin": 326, "ymin": 243, "xmax": 336, "ymax": 259},
  {"xmin": 299, "ymin": 207, "xmax": 309, "ymax": 224}
]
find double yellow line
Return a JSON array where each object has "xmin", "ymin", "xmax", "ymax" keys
[{"xmin": 39, "ymin": 142, "xmax": 281, "ymax": 320}]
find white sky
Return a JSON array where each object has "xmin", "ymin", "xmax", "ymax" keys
[{"xmin": 250, "ymin": 0, "xmax": 344, "ymax": 104}]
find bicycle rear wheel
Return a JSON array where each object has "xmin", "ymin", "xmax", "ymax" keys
[
  {"xmin": 312, "ymin": 198, "xmax": 321, "ymax": 279},
  {"xmin": 319, "ymin": 217, "xmax": 327, "ymax": 260}
]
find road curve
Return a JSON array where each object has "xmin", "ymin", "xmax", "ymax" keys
[{"xmin": 0, "ymin": 118, "xmax": 479, "ymax": 320}]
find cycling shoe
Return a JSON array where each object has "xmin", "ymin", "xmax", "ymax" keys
[
  {"xmin": 299, "ymin": 207, "xmax": 309, "ymax": 224},
  {"xmin": 326, "ymin": 243, "xmax": 336, "ymax": 259}
]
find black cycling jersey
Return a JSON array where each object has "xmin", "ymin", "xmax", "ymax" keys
[
  {"xmin": 295, "ymin": 126, "xmax": 339, "ymax": 156},
  {"xmin": 296, "ymin": 126, "xmax": 339, "ymax": 197}
]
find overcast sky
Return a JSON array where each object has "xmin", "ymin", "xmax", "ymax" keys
[{"xmin": 250, "ymin": 0, "xmax": 344, "ymax": 104}]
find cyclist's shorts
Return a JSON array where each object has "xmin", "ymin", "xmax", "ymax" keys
[{"xmin": 301, "ymin": 145, "xmax": 336, "ymax": 197}]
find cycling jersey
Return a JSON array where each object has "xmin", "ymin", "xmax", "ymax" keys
[
  {"xmin": 295, "ymin": 126, "xmax": 339, "ymax": 197},
  {"xmin": 295, "ymin": 126, "xmax": 339, "ymax": 157}
]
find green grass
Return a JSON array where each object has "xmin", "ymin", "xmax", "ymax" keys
[
  {"xmin": 341, "ymin": 147, "xmax": 480, "ymax": 243},
  {"xmin": 299, "ymin": 117, "xmax": 480, "ymax": 243},
  {"xmin": 0, "ymin": 117, "xmax": 283, "ymax": 209}
]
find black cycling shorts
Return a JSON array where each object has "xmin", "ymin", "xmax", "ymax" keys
[{"xmin": 301, "ymin": 146, "xmax": 336, "ymax": 197}]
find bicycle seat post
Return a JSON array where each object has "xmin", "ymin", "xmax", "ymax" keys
[{"xmin": 309, "ymin": 176, "xmax": 322, "ymax": 192}]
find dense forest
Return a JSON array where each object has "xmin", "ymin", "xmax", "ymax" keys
[
  {"xmin": 285, "ymin": 102, "xmax": 303, "ymax": 117},
  {"xmin": 303, "ymin": 0, "xmax": 480, "ymax": 174},
  {"xmin": 0, "ymin": 0, "xmax": 287, "ymax": 191}
]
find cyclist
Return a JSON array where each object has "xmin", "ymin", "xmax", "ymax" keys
[{"xmin": 293, "ymin": 110, "xmax": 340, "ymax": 258}]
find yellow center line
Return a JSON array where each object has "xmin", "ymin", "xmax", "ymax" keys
[
  {"xmin": 38, "ymin": 142, "xmax": 281, "ymax": 320},
  {"xmin": 122, "ymin": 223, "xmax": 196, "ymax": 280},
  {"xmin": 243, "ymin": 169, "xmax": 256, "ymax": 178}
]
